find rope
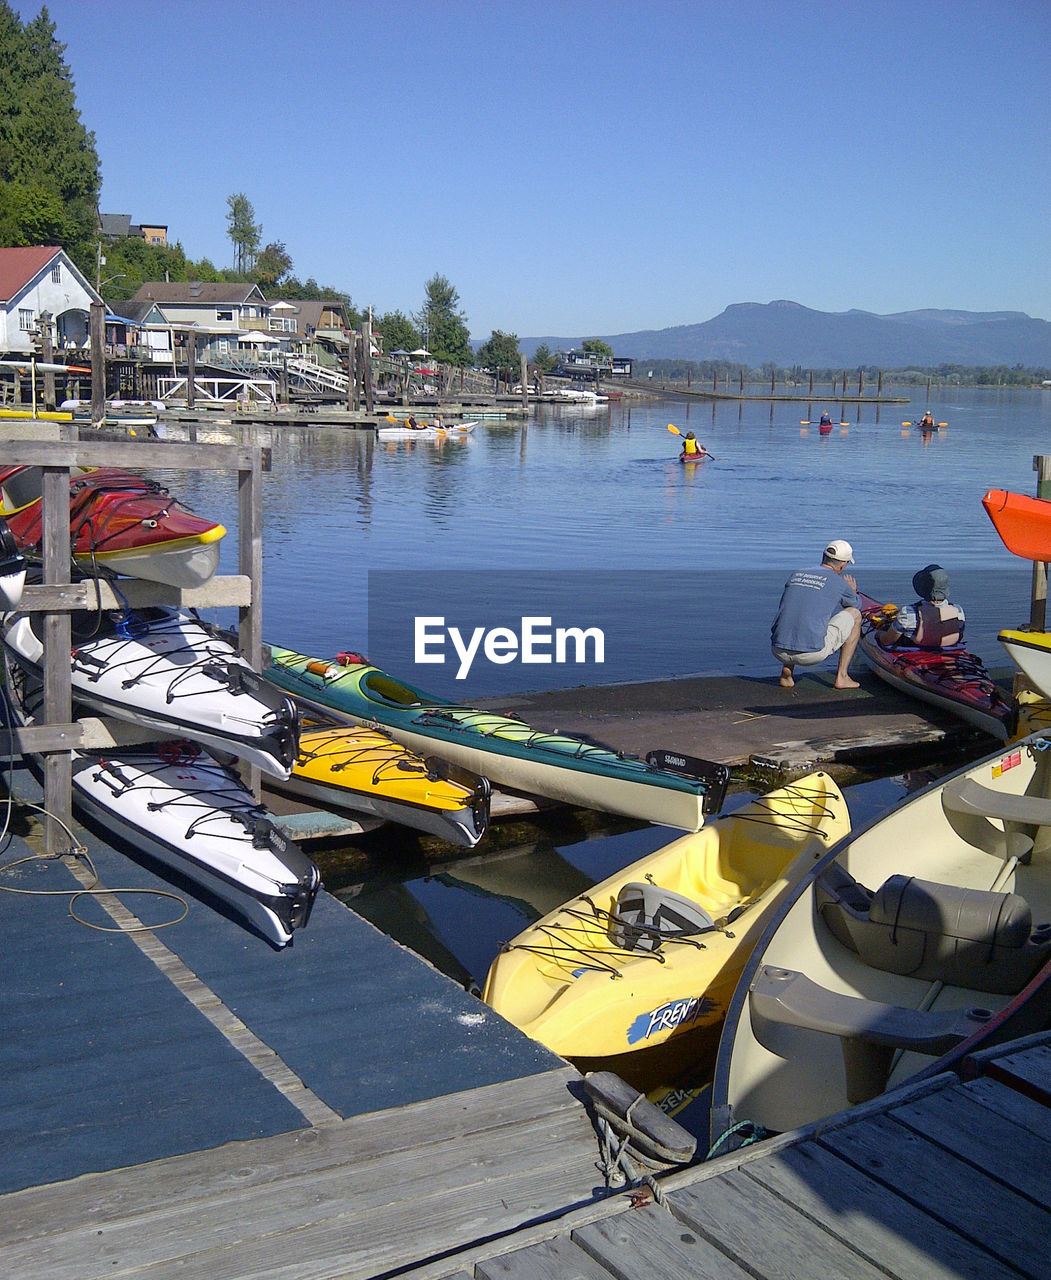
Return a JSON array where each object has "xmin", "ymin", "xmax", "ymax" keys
[
  {"xmin": 594, "ymin": 1115, "xmax": 667, "ymax": 1205},
  {"xmin": 705, "ymin": 1119, "xmax": 768, "ymax": 1160}
]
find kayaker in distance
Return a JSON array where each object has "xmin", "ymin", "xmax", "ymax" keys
[
  {"xmin": 873, "ymin": 564, "xmax": 965, "ymax": 649},
  {"xmin": 919, "ymin": 411, "xmax": 935, "ymax": 429},
  {"xmin": 770, "ymin": 539, "xmax": 862, "ymax": 690},
  {"xmin": 407, "ymin": 415, "xmax": 424, "ymax": 430},
  {"xmin": 819, "ymin": 412, "xmax": 833, "ymax": 427},
  {"xmin": 680, "ymin": 431, "xmax": 708, "ymax": 459}
]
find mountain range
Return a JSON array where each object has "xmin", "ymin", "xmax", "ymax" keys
[{"xmin": 520, "ymin": 301, "xmax": 1051, "ymax": 368}]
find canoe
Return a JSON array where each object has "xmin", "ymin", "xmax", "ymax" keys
[
  {"xmin": 377, "ymin": 420, "xmax": 479, "ymax": 440},
  {"xmin": 481, "ymin": 772, "xmax": 849, "ymax": 1091},
  {"xmin": 0, "ymin": 465, "xmax": 225, "ymax": 588},
  {"xmin": 3, "ymin": 661, "xmax": 320, "ymax": 948},
  {"xmin": 858, "ymin": 592, "xmax": 1014, "ymax": 740},
  {"xmin": 272, "ymin": 721, "xmax": 490, "ymax": 847},
  {"xmin": 2, "ymin": 606, "xmax": 299, "ymax": 779},
  {"xmin": 1000, "ymin": 628, "xmax": 1051, "ymax": 701},
  {"xmin": 982, "ymin": 488, "xmax": 1051, "ymax": 561},
  {"xmin": 710, "ymin": 730, "xmax": 1051, "ymax": 1142},
  {"xmin": 265, "ymin": 646, "xmax": 728, "ymax": 830}
]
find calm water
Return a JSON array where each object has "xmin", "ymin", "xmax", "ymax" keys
[{"xmin": 161, "ymin": 386, "xmax": 1050, "ymax": 997}]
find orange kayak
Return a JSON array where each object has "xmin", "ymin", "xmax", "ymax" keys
[{"xmin": 982, "ymin": 488, "xmax": 1051, "ymax": 561}]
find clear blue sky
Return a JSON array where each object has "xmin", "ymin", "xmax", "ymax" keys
[{"xmin": 19, "ymin": 0, "xmax": 1051, "ymax": 339}]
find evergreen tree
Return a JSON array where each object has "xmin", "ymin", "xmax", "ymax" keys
[
  {"xmin": 375, "ymin": 309, "xmax": 421, "ymax": 353},
  {"xmin": 415, "ymin": 274, "xmax": 473, "ymax": 367},
  {"xmin": 0, "ymin": 3, "xmax": 100, "ymax": 264}
]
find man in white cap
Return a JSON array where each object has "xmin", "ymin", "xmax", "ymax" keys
[{"xmin": 770, "ymin": 539, "xmax": 861, "ymax": 689}]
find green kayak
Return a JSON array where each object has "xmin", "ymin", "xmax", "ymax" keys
[{"xmin": 266, "ymin": 646, "xmax": 727, "ymax": 830}]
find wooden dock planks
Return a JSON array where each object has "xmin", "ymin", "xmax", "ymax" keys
[{"xmin": 398, "ymin": 1033, "xmax": 1051, "ymax": 1280}]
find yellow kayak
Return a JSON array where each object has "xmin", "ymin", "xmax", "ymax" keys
[
  {"xmin": 482, "ymin": 772, "xmax": 849, "ymax": 1089},
  {"xmin": 272, "ymin": 722, "xmax": 490, "ymax": 847}
]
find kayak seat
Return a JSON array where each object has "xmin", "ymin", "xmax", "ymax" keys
[
  {"xmin": 816, "ymin": 861, "xmax": 1051, "ymax": 994},
  {"xmin": 1, "ymin": 466, "xmax": 45, "ymax": 512},
  {"xmin": 609, "ymin": 881, "xmax": 714, "ymax": 953},
  {"xmin": 748, "ymin": 965, "xmax": 995, "ymax": 1104},
  {"xmin": 361, "ymin": 672, "xmax": 426, "ymax": 708}
]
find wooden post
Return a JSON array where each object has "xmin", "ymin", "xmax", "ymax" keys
[
  {"xmin": 346, "ymin": 336, "xmax": 357, "ymax": 411},
  {"xmin": 363, "ymin": 319, "xmax": 374, "ymax": 415},
  {"xmin": 877, "ymin": 370, "xmax": 883, "ymax": 397},
  {"xmin": 41, "ymin": 465, "xmax": 73, "ymax": 853},
  {"xmin": 186, "ymin": 330, "xmax": 196, "ymax": 409},
  {"xmin": 857, "ymin": 369, "xmax": 864, "ymax": 397},
  {"xmin": 520, "ymin": 354, "xmax": 528, "ymax": 408},
  {"xmin": 739, "ymin": 369, "xmax": 744, "ymax": 393},
  {"xmin": 808, "ymin": 370, "xmax": 814, "ymax": 395},
  {"xmin": 239, "ymin": 446, "xmax": 265, "ymax": 799},
  {"xmin": 39, "ymin": 311, "xmax": 56, "ymax": 408},
  {"xmin": 1031, "ymin": 455, "xmax": 1051, "ymax": 630},
  {"xmin": 89, "ymin": 300, "xmax": 105, "ymax": 425}
]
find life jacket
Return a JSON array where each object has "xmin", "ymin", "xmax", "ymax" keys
[
  {"xmin": 911, "ymin": 601, "xmax": 964, "ymax": 648},
  {"xmin": 683, "ymin": 438, "xmax": 701, "ymax": 455}
]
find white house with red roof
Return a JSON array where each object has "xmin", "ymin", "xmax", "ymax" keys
[{"xmin": 0, "ymin": 246, "xmax": 101, "ymax": 356}]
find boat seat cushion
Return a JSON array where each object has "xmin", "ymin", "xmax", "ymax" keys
[
  {"xmin": 610, "ymin": 881, "xmax": 714, "ymax": 953},
  {"xmin": 817, "ymin": 866, "xmax": 1051, "ymax": 993}
]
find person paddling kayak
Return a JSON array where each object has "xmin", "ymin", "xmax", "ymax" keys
[{"xmin": 680, "ymin": 431, "xmax": 708, "ymax": 460}]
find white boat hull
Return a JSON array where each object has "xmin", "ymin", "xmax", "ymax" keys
[
  {"xmin": 2, "ymin": 608, "xmax": 299, "ymax": 779},
  {"xmin": 712, "ymin": 731, "xmax": 1051, "ymax": 1139},
  {"xmin": 1001, "ymin": 629, "xmax": 1051, "ymax": 700}
]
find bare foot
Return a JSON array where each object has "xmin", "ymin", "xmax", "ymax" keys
[
  {"xmin": 834, "ymin": 676, "xmax": 860, "ymax": 689},
  {"xmin": 779, "ymin": 667, "xmax": 795, "ymax": 688}
]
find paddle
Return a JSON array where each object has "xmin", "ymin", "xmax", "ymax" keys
[
  {"xmin": 801, "ymin": 418, "xmax": 850, "ymax": 427},
  {"xmin": 667, "ymin": 423, "xmax": 716, "ymax": 460}
]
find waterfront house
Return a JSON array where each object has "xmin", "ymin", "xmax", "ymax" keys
[
  {"xmin": 98, "ymin": 214, "xmax": 168, "ymax": 246},
  {"xmin": 0, "ymin": 246, "xmax": 102, "ymax": 357}
]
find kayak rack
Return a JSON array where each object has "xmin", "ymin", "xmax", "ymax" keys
[{"xmin": 0, "ymin": 432, "xmax": 270, "ymax": 853}]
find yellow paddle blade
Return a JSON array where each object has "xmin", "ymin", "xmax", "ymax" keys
[
  {"xmin": 800, "ymin": 420, "xmax": 811, "ymax": 425},
  {"xmin": 667, "ymin": 423, "xmax": 681, "ymax": 435},
  {"xmin": 901, "ymin": 421, "xmax": 912, "ymax": 426}
]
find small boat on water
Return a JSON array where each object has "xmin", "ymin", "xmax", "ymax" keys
[
  {"xmin": 3, "ymin": 662, "xmax": 320, "ymax": 948},
  {"xmin": 710, "ymin": 730, "xmax": 1051, "ymax": 1142},
  {"xmin": 265, "ymin": 646, "xmax": 728, "ymax": 830},
  {"xmin": 273, "ymin": 720, "xmax": 490, "ymax": 847},
  {"xmin": 858, "ymin": 592, "xmax": 1014, "ymax": 740},
  {"xmin": 482, "ymin": 773, "xmax": 849, "ymax": 1091},
  {"xmin": 0, "ymin": 464, "xmax": 225, "ymax": 588},
  {"xmin": 377, "ymin": 420, "xmax": 479, "ymax": 440},
  {"xmin": 1000, "ymin": 627, "xmax": 1051, "ymax": 701},
  {"xmin": 982, "ymin": 487, "xmax": 1051, "ymax": 561},
  {"xmin": 2, "ymin": 605, "xmax": 299, "ymax": 779}
]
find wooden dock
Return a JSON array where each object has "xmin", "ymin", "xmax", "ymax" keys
[
  {"xmin": 394, "ymin": 1031, "xmax": 1051, "ymax": 1279},
  {"xmin": 477, "ymin": 667, "xmax": 1011, "ymax": 787}
]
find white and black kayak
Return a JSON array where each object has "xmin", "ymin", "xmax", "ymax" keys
[
  {"xmin": 2, "ymin": 606, "xmax": 299, "ymax": 779},
  {"xmin": 4, "ymin": 664, "xmax": 320, "ymax": 947}
]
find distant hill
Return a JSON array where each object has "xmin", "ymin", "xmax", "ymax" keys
[{"xmin": 518, "ymin": 301, "xmax": 1051, "ymax": 368}]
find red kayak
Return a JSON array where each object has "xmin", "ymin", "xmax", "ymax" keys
[
  {"xmin": 982, "ymin": 488, "xmax": 1051, "ymax": 561},
  {"xmin": 0, "ymin": 465, "xmax": 226, "ymax": 588},
  {"xmin": 858, "ymin": 592, "xmax": 1014, "ymax": 741},
  {"xmin": 680, "ymin": 452, "xmax": 707, "ymax": 464}
]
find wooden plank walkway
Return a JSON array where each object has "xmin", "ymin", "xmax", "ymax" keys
[
  {"xmin": 397, "ymin": 1031, "xmax": 1051, "ymax": 1280},
  {"xmin": 0, "ymin": 759, "xmax": 608, "ymax": 1278}
]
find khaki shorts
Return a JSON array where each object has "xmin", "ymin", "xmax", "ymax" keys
[{"xmin": 772, "ymin": 609, "xmax": 856, "ymax": 668}]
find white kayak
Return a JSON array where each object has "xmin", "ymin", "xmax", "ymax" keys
[
  {"xmin": 2, "ymin": 606, "xmax": 299, "ymax": 779},
  {"xmin": 376, "ymin": 420, "xmax": 479, "ymax": 440},
  {"xmin": 4, "ymin": 662, "xmax": 320, "ymax": 948}
]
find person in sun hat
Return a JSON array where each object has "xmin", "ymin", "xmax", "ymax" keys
[
  {"xmin": 873, "ymin": 563, "xmax": 965, "ymax": 650},
  {"xmin": 770, "ymin": 539, "xmax": 862, "ymax": 690}
]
